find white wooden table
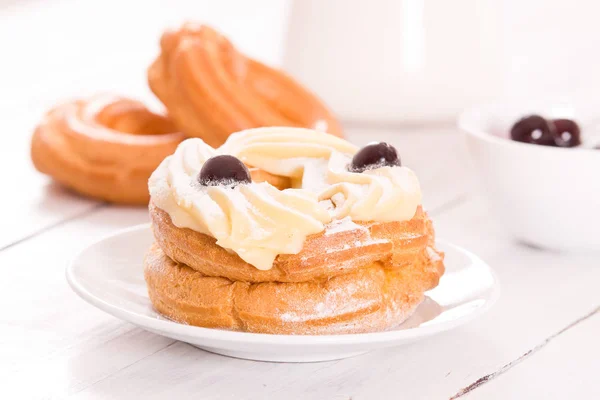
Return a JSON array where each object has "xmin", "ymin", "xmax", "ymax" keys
[{"xmin": 1, "ymin": 111, "xmax": 599, "ymax": 399}]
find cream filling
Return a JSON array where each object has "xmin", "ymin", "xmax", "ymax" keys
[{"xmin": 149, "ymin": 128, "xmax": 422, "ymax": 269}]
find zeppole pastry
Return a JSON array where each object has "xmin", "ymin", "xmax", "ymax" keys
[
  {"xmin": 144, "ymin": 127, "xmax": 444, "ymax": 334},
  {"xmin": 31, "ymin": 95, "xmax": 185, "ymax": 204},
  {"xmin": 148, "ymin": 24, "xmax": 343, "ymax": 147}
]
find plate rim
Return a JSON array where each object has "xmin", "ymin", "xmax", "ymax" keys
[{"xmin": 66, "ymin": 223, "xmax": 500, "ymax": 346}]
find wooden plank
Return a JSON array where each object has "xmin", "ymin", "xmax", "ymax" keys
[
  {"xmin": 0, "ymin": 107, "xmax": 103, "ymax": 250},
  {"xmin": 463, "ymin": 310, "xmax": 600, "ymax": 400},
  {"xmin": 0, "ymin": 206, "xmax": 175, "ymax": 399}
]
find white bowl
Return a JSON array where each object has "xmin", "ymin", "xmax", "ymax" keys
[
  {"xmin": 66, "ymin": 224, "xmax": 499, "ymax": 363},
  {"xmin": 459, "ymin": 102, "xmax": 600, "ymax": 252}
]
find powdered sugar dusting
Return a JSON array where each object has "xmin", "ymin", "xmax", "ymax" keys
[
  {"xmin": 324, "ymin": 216, "xmax": 366, "ymax": 236},
  {"xmin": 325, "ymin": 238, "xmax": 389, "ymax": 253},
  {"xmin": 279, "ymin": 282, "xmax": 361, "ymax": 323},
  {"xmin": 427, "ymin": 246, "xmax": 442, "ymax": 262}
]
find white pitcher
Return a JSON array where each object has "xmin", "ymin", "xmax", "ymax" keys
[{"xmin": 283, "ymin": 0, "xmax": 503, "ymax": 124}]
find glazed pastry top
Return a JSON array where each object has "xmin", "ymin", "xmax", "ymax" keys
[{"xmin": 149, "ymin": 127, "xmax": 422, "ymax": 269}]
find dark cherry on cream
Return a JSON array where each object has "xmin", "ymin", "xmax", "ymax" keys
[
  {"xmin": 349, "ymin": 142, "xmax": 401, "ymax": 173},
  {"xmin": 510, "ymin": 115, "xmax": 556, "ymax": 146},
  {"xmin": 551, "ymin": 119, "xmax": 581, "ymax": 148},
  {"xmin": 198, "ymin": 155, "xmax": 251, "ymax": 186}
]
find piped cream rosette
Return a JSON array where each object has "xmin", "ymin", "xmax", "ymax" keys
[{"xmin": 149, "ymin": 127, "xmax": 422, "ymax": 269}]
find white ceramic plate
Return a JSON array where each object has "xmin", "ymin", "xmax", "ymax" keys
[{"xmin": 66, "ymin": 224, "xmax": 499, "ymax": 363}]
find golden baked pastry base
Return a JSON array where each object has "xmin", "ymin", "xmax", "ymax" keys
[
  {"xmin": 145, "ymin": 204, "xmax": 445, "ymax": 335},
  {"xmin": 144, "ymin": 243, "xmax": 443, "ymax": 335}
]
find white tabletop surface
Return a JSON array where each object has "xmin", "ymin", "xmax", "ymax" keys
[{"xmin": 1, "ymin": 2, "xmax": 599, "ymax": 399}]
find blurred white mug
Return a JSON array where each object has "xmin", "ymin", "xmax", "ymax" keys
[
  {"xmin": 283, "ymin": 0, "xmax": 503, "ymax": 124},
  {"xmin": 284, "ymin": 0, "xmax": 600, "ymax": 125}
]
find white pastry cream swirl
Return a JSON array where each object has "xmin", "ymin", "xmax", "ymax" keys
[
  {"xmin": 149, "ymin": 138, "xmax": 330, "ymax": 270},
  {"xmin": 320, "ymin": 151, "xmax": 422, "ymax": 222},
  {"xmin": 149, "ymin": 127, "xmax": 422, "ymax": 269},
  {"xmin": 220, "ymin": 127, "xmax": 359, "ymax": 179}
]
